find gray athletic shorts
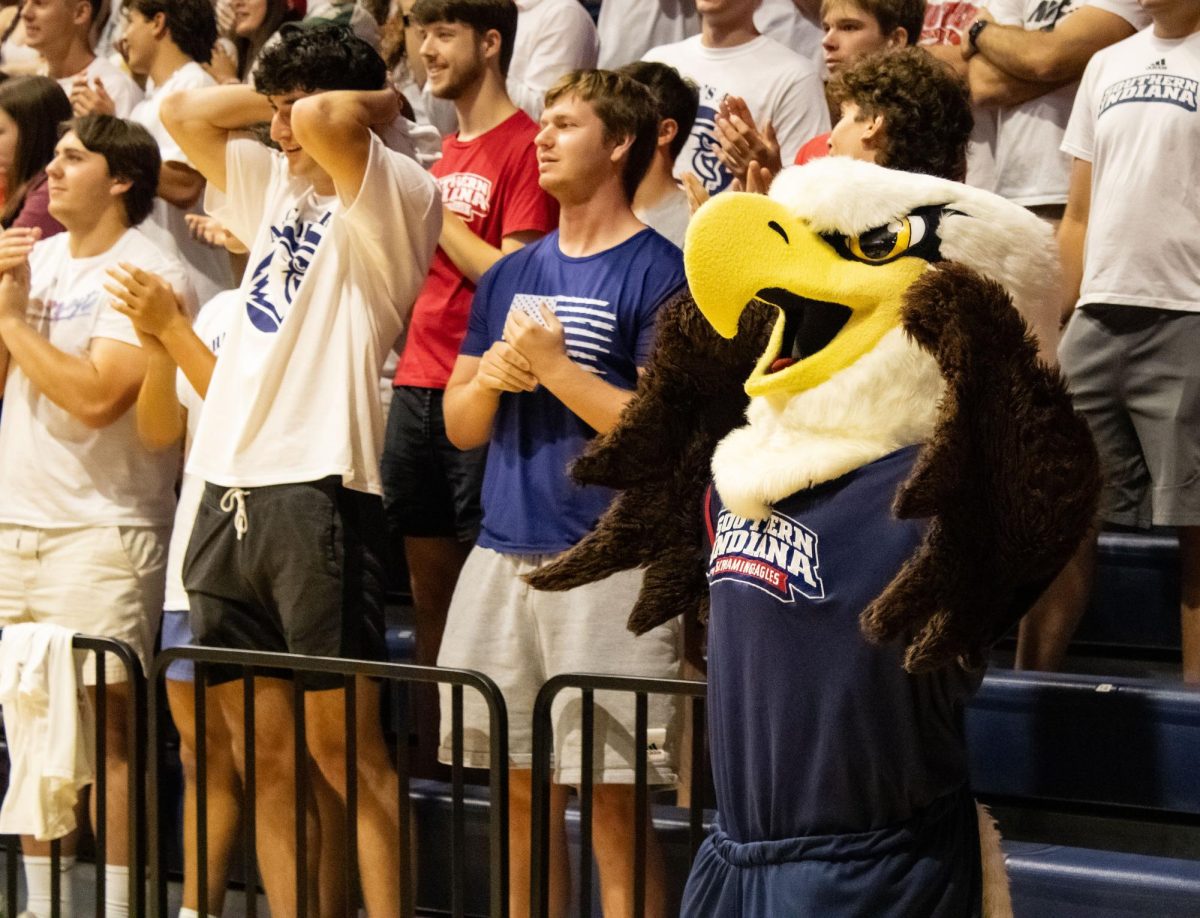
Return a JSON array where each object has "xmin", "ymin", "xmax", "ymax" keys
[
  {"xmin": 1058, "ymin": 303, "xmax": 1200, "ymax": 527},
  {"xmin": 436, "ymin": 546, "xmax": 682, "ymax": 784}
]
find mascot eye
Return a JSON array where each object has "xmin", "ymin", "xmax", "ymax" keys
[{"xmin": 847, "ymin": 216, "xmax": 930, "ymax": 263}]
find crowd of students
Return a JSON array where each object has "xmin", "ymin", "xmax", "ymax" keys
[{"xmin": 0, "ymin": 0, "xmax": 1196, "ymax": 915}]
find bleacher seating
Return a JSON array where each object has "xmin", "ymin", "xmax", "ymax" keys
[{"xmin": 1076, "ymin": 531, "xmax": 1181, "ymax": 653}]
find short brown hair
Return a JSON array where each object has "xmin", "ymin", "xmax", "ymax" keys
[
  {"xmin": 827, "ymin": 48, "xmax": 972, "ymax": 181},
  {"xmin": 544, "ymin": 69, "xmax": 658, "ymax": 203},
  {"xmin": 819, "ymin": 0, "xmax": 925, "ymax": 46}
]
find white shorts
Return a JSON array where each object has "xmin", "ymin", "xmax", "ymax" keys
[
  {"xmin": 437, "ymin": 546, "xmax": 682, "ymax": 784},
  {"xmin": 0, "ymin": 525, "xmax": 167, "ymax": 684}
]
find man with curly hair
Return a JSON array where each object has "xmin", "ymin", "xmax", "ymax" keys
[{"xmin": 162, "ymin": 23, "xmax": 440, "ymax": 915}]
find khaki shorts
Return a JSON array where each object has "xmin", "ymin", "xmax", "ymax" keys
[
  {"xmin": 0, "ymin": 524, "xmax": 167, "ymax": 683},
  {"xmin": 437, "ymin": 546, "xmax": 682, "ymax": 784}
]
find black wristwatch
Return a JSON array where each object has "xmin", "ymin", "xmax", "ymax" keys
[{"xmin": 967, "ymin": 19, "xmax": 990, "ymax": 54}]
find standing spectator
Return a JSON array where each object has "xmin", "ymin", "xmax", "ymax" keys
[
  {"xmin": 120, "ymin": 0, "xmax": 234, "ymax": 303},
  {"xmin": 439, "ymin": 69, "xmax": 684, "ymax": 918},
  {"xmin": 619, "ymin": 59, "xmax": 697, "ymax": 246},
  {"xmin": 597, "ymin": 0, "xmax": 699, "ymax": 68},
  {"xmin": 962, "ymin": 0, "xmax": 1148, "ymax": 228},
  {"xmin": 755, "ymin": 0, "xmax": 823, "ymax": 64},
  {"xmin": 643, "ymin": 0, "xmax": 827, "ymax": 195},
  {"xmin": 1022, "ymin": 0, "xmax": 1200, "ymax": 680},
  {"xmin": 507, "ymin": 0, "xmax": 598, "ymax": 119},
  {"xmin": 0, "ymin": 76, "xmax": 71, "ymax": 235},
  {"xmin": 383, "ymin": 0, "xmax": 557, "ymax": 772},
  {"xmin": 0, "ymin": 114, "xmax": 193, "ymax": 918},
  {"xmin": 20, "ymin": 0, "xmax": 142, "ymax": 115},
  {"xmin": 162, "ymin": 23, "xmax": 440, "ymax": 916}
]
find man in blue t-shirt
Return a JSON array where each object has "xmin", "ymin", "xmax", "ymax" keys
[{"xmin": 439, "ymin": 69, "xmax": 686, "ymax": 918}]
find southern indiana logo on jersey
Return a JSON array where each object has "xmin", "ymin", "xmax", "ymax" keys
[
  {"xmin": 245, "ymin": 207, "xmax": 333, "ymax": 333},
  {"xmin": 1099, "ymin": 72, "xmax": 1199, "ymax": 116},
  {"xmin": 439, "ymin": 172, "xmax": 493, "ymax": 222},
  {"xmin": 709, "ymin": 508, "xmax": 825, "ymax": 603}
]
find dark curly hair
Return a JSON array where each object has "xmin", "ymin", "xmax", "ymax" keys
[
  {"xmin": 827, "ymin": 48, "xmax": 973, "ymax": 182},
  {"xmin": 125, "ymin": 0, "xmax": 218, "ymax": 64},
  {"xmin": 253, "ymin": 22, "xmax": 387, "ymax": 96},
  {"xmin": 63, "ymin": 115, "xmax": 161, "ymax": 227}
]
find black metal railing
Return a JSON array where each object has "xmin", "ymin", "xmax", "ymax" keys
[
  {"xmin": 147, "ymin": 646, "xmax": 510, "ymax": 918},
  {"xmin": 530, "ymin": 673, "xmax": 709, "ymax": 918},
  {"xmin": 0, "ymin": 632, "xmax": 147, "ymax": 918}
]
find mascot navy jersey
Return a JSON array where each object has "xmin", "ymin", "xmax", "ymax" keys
[{"xmin": 690, "ymin": 445, "xmax": 983, "ymax": 917}]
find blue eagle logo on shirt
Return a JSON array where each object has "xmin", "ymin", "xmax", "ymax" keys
[{"xmin": 245, "ymin": 208, "xmax": 332, "ymax": 333}]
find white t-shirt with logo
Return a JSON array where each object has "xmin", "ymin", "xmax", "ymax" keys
[
  {"xmin": 189, "ymin": 134, "xmax": 440, "ymax": 494},
  {"xmin": 130, "ymin": 62, "xmax": 234, "ymax": 305},
  {"xmin": 163, "ymin": 291, "xmax": 238, "ymax": 612},
  {"xmin": 56, "ymin": 55, "xmax": 143, "ymax": 118},
  {"xmin": 643, "ymin": 34, "xmax": 828, "ymax": 195},
  {"xmin": 1061, "ymin": 27, "xmax": 1200, "ymax": 311},
  {"xmin": 989, "ymin": 0, "xmax": 1149, "ymax": 206},
  {"xmin": 0, "ymin": 229, "xmax": 195, "ymax": 528}
]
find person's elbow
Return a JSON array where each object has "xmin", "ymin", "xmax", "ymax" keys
[
  {"xmin": 138, "ymin": 425, "xmax": 183, "ymax": 452},
  {"xmin": 159, "ymin": 90, "xmax": 193, "ymax": 138},
  {"xmin": 443, "ymin": 389, "xmax": 490, "ymax": 450},
  {"xmin": 291, "ymin": 93, "xmax": 359, "ymax": 150},
  {"xmin": 75, "ymin": 395, "xmax": 132, "ymax": 430}
]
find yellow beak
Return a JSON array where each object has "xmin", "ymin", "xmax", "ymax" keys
[{"xmin": 684, "ymin": 192, "xmax": 927, "ymax": 398}]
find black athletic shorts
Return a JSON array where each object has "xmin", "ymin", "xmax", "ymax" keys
[
  {"xmin": 380, "ymin": 385, "xmax": 487, "ymax": 543},
  {"xmin": 182, "ymin": 477, "xmax": 387, "ymax": 687}
]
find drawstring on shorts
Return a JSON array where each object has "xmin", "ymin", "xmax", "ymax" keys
[{"xmin": 219, "ymin": 488, "xmax": 251, "ymax": 541}]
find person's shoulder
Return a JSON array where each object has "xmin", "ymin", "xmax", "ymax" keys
[
  {"xmin": 642, "ymin": 35, "xmax": 701, "ymax": 64},
  {"xmin": 89, "ymin": 55, "xmax": 138, "ymax": 87},
  {"xmin": 621, "ymin": 228, "xmax": 685, "ymax": 273},
  {"xmin": 29, "ymin": 231, "xmax": 69, "ymax": 268},
  {"xmin": 117, "ymin": 227, "xmax": 188, "ymax": 275},
  {"xmin": 194, "ymin": 288, "xmax": 241, "ymax": 339},
  {"xmin": 751, "ymin": 34, "xmax": 820, "ymax": 76},
  {"xmin": 1082, "ymin": 0, "xmax": 1152, "ymax": 31},
  {"xmin": 164, "ymin": 61, "xmax": 218, "ymax": 92}
]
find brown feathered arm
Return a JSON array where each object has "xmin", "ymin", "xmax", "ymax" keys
[
  {"xmin": 859, "ymin": 263, "xmax": 1101, "ymax": 672},
  {"xmin": 524, "ymin": 291, "xmax": 773, "ymax": 636}
]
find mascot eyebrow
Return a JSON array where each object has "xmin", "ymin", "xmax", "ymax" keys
[{"xmin": 821, "ymin": 204, "xmax": 961, "ymax": 266}]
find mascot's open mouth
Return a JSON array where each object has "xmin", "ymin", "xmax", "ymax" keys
[{"xmin": 755, "ymin": 288, "xmax": 853, "ymax": 374}]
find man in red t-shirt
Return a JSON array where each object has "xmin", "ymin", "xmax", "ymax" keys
[{"xmin": 381, "ymin": 0, "xmax": 557, "ymax": 764}]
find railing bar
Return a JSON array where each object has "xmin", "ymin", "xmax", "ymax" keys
[
  {"xmin": 94, "ymin": 652, "xmax": 107, "ymax": 916},
  {"xmin": 486, "ymin": 688, "xmax": 509, "ymax": 918},
  {"xmin": 451, "ymin": 683, "xmax": 465, "ymax": 918},
  {"xmin": 689, "ymin": 697, "xmax": 706, "ymax": 859},
  {"xmin": 633, "ymin": 692, "xmax": 648, "ymax": 918},
  {"xmin": 395, "ymin": 680, "xmax": 413, "ymax": 918},
  {"xmin": 195, "ymin": 663, "xmax": 209, "ymax": 918},
  {"xmin": 293, "ymin": 680, "xmax": 308, "ymax": 918},
  {"xmin": 344, "ymin": 674, "xmax": 358, "ymax": 918},
  {"xmin": 149, "ymin": 659, "xmax": 167, "ymax": 918},
  {"xmin": 129, "ymin": 654, "xmax": 147, "ymax": 918},
  {"xmin": 6, "ymin": 836, "xmax": 19, "ymax": 918},
  {"xmin": 242, "ymin": 669, "xmax": 258, "ymax": 918},
  {"xmin": 580, "ymin": 688, "xmax": 594, "ymax": 918},
  {"xmin": 49, "ymin": 837, "xmax": 60, "ymax": 918}
]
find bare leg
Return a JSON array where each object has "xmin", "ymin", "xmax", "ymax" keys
[
  {"xmin": 508, "ymin": 769, "xmax": 570, "ymax": 918},
  {"xmin": 218, "ymin": 677, "xmax": 316, "ymax": 915},
  {"xmin": 1016, "ymin": 531, "xmax": 1098, "ymax": 672},
  {"xmin": 90, "ymin": 680, "xmax": 131, "ymax": 869},
  {"xmin": 591, "ymin": 784, "xmax": 668, "ymax": 918},
  {"xmin": 405, "ymin": 535, "xmax": 471, "ymax": 776},
  {"xmin": 312, "ymin": 764, "xmax": 350, "ymax": 918},
  {"xmin": 166, "ymin": 679, "xmax": 242, "ymax": 915},
  {"xmin": 306, "ymin": 677, "xmax": 402, "ymax": 917},
  {"xmin": 1178, "ymin": 526, "xmax": 1200, "ymax": 683}
]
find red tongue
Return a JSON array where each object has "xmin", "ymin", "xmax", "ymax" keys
[{"xmin": 769, "ymin": 357, "xmax": 797, "ymax": 374}]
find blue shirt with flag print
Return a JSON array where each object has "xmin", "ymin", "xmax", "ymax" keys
[{"xmin": 461, "ymin": 228, "xmax": 685, "ymax": 554}]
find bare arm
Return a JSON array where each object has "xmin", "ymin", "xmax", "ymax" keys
[
  {"xmin": 160, "ymin": 83, "xmax": 274, "ymax": 194},
  {"xmin": 290, "ymin": 89, "xmax": 402, "ymax": 203},
  {"xmin": 1057, "ymin": 157, "xmax": 1092, "ymax": 325},
  {"xmin": 923, "ymin": 42, "xmax": 969, "ymax": 79},
  {"xmin": 438, "ymin": 212, "xmax": 544, "ymax": 284},
  {"xmin": 503, "ymin": 306, "xmax": 635, "ymax": 435},
  {"xmin": 968, "ymin": 53, "xmax": 1068, "ymax": 107},
  {"xmin": 443, "ymin": 345, "xmax": 538, "ymax": 450},
  {"xmin": 972, "ymin": 7, "xmax": 1137, "ymax": 84},
  {"xmin": 158, "ymin": 161, "xmax": 206, "ymax": 211},
  {"xmin": 134, "ymin": 341, "xmax": 186, "ymax": 451}
]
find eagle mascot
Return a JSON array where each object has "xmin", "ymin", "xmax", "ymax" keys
[{"xmin": 527, "ymin": 157, "xmax": 1101, "ymax": 917}]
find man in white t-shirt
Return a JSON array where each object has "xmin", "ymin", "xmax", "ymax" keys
[
  {"xmin": 0, "ymin": 114, "xmax": 193, "ymax": 918},
  {"xmin": 162, "ymin": 23, "xmax": 440, "ymax": 916},
  {"xmin": 961, "ymin": 0, "xmax": 1148, "ymax": 223},
  {"xmin": 643, "ymin": 0, "xmax": 828, "ymax": 195},
  {"xmin": 20, "ymin": 0, "xmax": 142, "ymax": 116},
  {"xmin": 116, "ymin": 0, "xmax": 234, "ymax": 303},
  {"xmin": 1018, "ymin": 0, "xmax": 1200, "ymax": 681},
  {"xmin": 507, "ymin": 0, "xmax": 599, "ymax": 119}
]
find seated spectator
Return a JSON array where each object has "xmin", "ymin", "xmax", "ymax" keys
[
  {"xmin": 0, "ymin": 75, "xmax": 71, "ymax": 235},
  {"xmin": 0, "ymin": 113, "xmax": 194, "ymax": 918},
  {"xmin": 597, "ymin": 0, "xmax": 699, "ymax": 69},
  {"xmin": 643, "ymin": 0, "xmax": 827, "ymax": 196},
  {"xmin": 619, "ymin": 59, "xmax": 697, "ymax": 247},
  {"xmin": 119, "ymin": 0, "xmax": 234, "ymax": 302},
  {"xmin": 21, "ymin": 0, "xmax": 142, "ymax": 115},
  {"xmin": 711, "ymin": 0, "xmax": 920, "ymax": 186},
  {"xmin": 962, "ymin": 0, "xmax": 1148, "ymax": 228},
  {"xmin": 506, "ymin": 0, "xmax": 598, "ymax": 119}
]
